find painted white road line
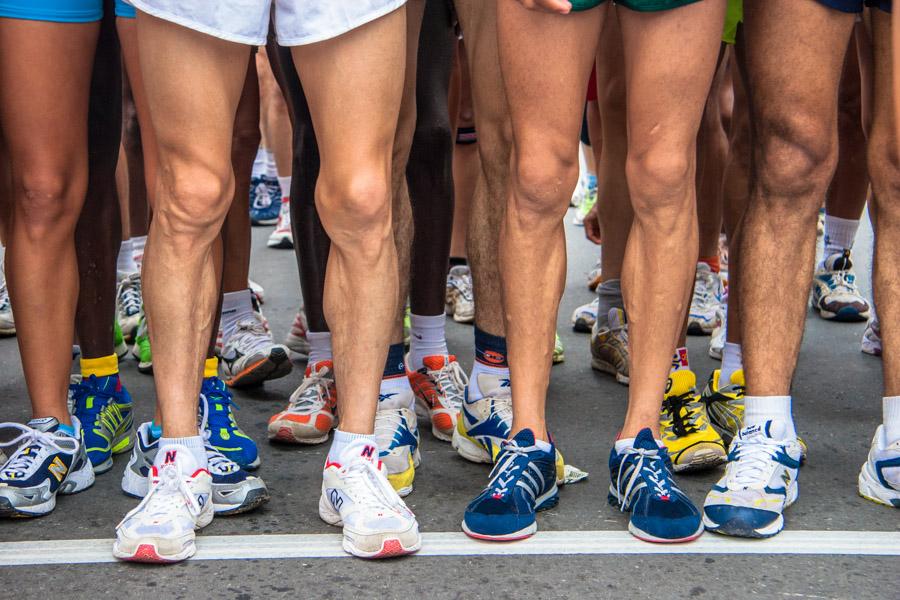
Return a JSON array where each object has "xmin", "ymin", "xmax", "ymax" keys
[{"xmin": 1, "ymin": 530, "xmax": 899, "ymax": 566}]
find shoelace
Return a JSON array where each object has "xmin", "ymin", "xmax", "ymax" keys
[
  {"xmin": 828, "ymin": 269, "xmax": 861, "ymax": 295},
  {"xmin": 448, "ymin": 271, "xmax": 474, "ymax": 302},
  {"xmin": 119, "ymin": 462, "xmax": 203, "ymax": 527},
  {"xmin": 288, "ymin": 367, "xmax": 334, "ymax": 412},
  {"xmin": 117, "ymin": 274, "xmax": 142, "ymax": 317},
  {"xmin": 486, "ymin": 386, "xmax": 513, "ymax": 426},
  {"xmin": 71, "ymin": 376, "xmax": 127, "ymax": 434},
  {"xmin": 487, "ymin": 440, "xmax": 531, "ymax": 498},
  {"xmin": 227, "ymin": 317, "xmax": 275, "ymax": 357},
  {"xmin": 0, "ymin": 281, "xmax": 10, "ymax": 312},
  {"xmin": 199, "ymin": 387, "xmax": 242, "ymax": 430},
  {"xmin": 251, "ymin": 180, "xmax": 272, "ymax": 210},
  {"xmin": 617, "ymin": 446, "xmax": 672, "ymax": 507},
  {"xmin": 692, "ymin": 270, "xmax": 718, "ymax": 308},
  {"xmin": 0, "ymin": 423, "xmax": 80, "ymax": 478},
  {"xmin": 198, "ymin": 394, "xmax": 240, "ymax": 475},
  {"xmin": 431, "ymin": 360, "xmax": 468, "ymax": 410},
  {"xmin": 341, "ymin": 458, "xmax": 405, "ymax": 512},
  {"xmin": 374, "ymin": 408, "xmax": 412, "ymax": 450},
  {"xmin": 662, "ymin": 392, "xmax": 703, "ymax": 437},
  {"xmin": 728, "ymin": 435, "xmax": 784, "ymax": 488}
]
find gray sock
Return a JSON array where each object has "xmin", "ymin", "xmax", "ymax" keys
[{"xmin": 597, "ymin": 279, "xmax": 624, "ymax": 325}]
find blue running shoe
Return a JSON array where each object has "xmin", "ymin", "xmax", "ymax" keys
[
  {"xmin": 199, "ymin": 377, "xmax": 260, "ymax": 470},
  {"xmin": 703, "ymin": 420, "xmax": 801, "ymax": 538},
  {"xmin": 609, "ymin": 427, "xmax": 703, "ymax": 543},
  {"xmin": 462, "ymin": 429, "xmax": 558, "ymax": 541},
  {"xmin": 70, "ymin": 374, "xmax": 134, "ymax": 474},
  {"xmin": 249, "ymin": 176, "xmax": 281, "ymax": 226}
]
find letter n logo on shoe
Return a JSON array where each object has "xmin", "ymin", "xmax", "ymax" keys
[
  {"xmin": 361, "ymin": 445, "xmax": 375, "ymax": 459},
  {"xmin": 48, "ymin": 457, "xmax": 68, "ymax": 482},
  {"xmin": 164, "ymin": 450, "xmax": 177, "ymax": 464}
]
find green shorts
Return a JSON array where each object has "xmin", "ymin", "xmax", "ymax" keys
[
  {"xmin": 571, "ymin": 0, "xmax": 702, "ymax": 12},
  {"xmin": 721, "ymin": 0, "xmax": 742, "ymax": 44}
]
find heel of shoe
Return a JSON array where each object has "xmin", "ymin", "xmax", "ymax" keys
[
  {"xmin": 451, "ymin": 428, "xmax": 491, "ymax": 464},
  {"xmin": 60, "ymin": 460, "xmax": 95, "ymax": 495},
  {"xmin": 121, "ymin": 465, "xmax": 149, "ymax": 498},
  {"xmin": 318, "ymin": 493, "xmax": 343, "ymax": 526}
]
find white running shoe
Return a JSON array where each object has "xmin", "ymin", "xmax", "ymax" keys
[
  {"xmin": 116, "ymin": 272, "xmax": 143, "ymax": 342},
  {"xmin": 703, "ymin": 420, "xmax": 802, "ymax": 538},
  {"xmin": 858, "ymin": 425, "xmax": 900, "ymax": 508},
  {"xmin": 319, "ymin": 438, "xmax": 421, "ymax": 558},
  {"xmin": 0, "ymin": 270, "xmax": 14, "ymax": 336},
  {"xmin": 708, "ymin": 306, "xmax": 726, "ymax": 360},
  {"xmin": 268, "ymin": 360, "xmax": 337, "ymax": 445},
  {"xmin": 267, "ymin": 197, "xmax": 293, "ymax": 249},
  {"xmin": 452, "ymin": 371, "xmax": 512, "ymax": 464},
  {"xmin": 220, "ymin": 314, "xmax": 292, "ymax": 388},
  {"xmin": 811, "ymin": 250, "xmax": 870, "ymax": 322},
  {"xmin": 862, "ymin": 317, "xmax": 882, "ymax": 357},
  {"xmin": 114, "ymin": 444, "xmax": 213, "ymax": 563},
  {"xmin": 571, "ymin": 297, "xmax": 599, "ymax": 333},
  {"xmin": 688, "ymin": 262, "xmax": 723, "ymax": 335},
  {"xmin": 445, "ymin": 265, "xmax": 475, "ymax": 324},
  {"xmin": 284, "ymin": 309, "xmax": 311, "ymax": 362}
]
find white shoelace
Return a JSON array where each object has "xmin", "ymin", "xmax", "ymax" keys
[
  {"xmin": 117, "ymin": 274, "xmax": 142, "ymax": 317},
  {"xmin": 729, "ymin": 435, "xmax": 783, "ymax": 488},
  {"xmin": 617, "ymin": 447, "xmax": 671, "ymax": 507},
  {"xmin": 0, "ymin": 423, "xmax": 79, "ymax": 478},
  {"xmin": 486, "ymin": 387, "xmax": 513, "ymax": 426},
  {"xmin": 119, "ymin": 462, "xmax": 203, "ymax": 527},
  {"xmin": 342, "ymin": 458, "xmax": 405, "ymax": 512},
  {"xmin": 251, "ymin": 180, "xmax": 271, "ymax": 210},
  {"xmin": 692, "ymin": 269, "xmax": 718, "ymax": 310},
  {"xmin": 487, "ymin": 440, "xmax": 530, "ymax": 496},
  {"xmin": 431, "ymin": 360, "xmax": 468, "ymax": 410},
  {"xmin": 288, "ymin": 367, "xmax": 334, "ymax": 412},
  {"xmin": 374, "ymin": 408, "xmax": 408, "ymax": 447},
  {"xmin": 0, "ymin": 281, "xmax": 10, "ymax": 312},
  {"xmin": 227, "ymin": 318, "xmax": 275, "ymax": 357}
]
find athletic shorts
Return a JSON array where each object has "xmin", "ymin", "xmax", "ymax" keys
[
  {"xmin": 816, "ymin": 0, "xmax": 892, "ymax": 12},
  {"xmin": 0, "ymin": 0, "xmax": 102, "ymax": 22},
  {"xmin": 129, "ymin": 0, "xmax": 407, "ymax": 45},
  {"xmin": 116, "ymin": 0, "xmax": 135, "ymax": 18},
  {"xmin": 571, "ymin": 0, "xmax": 702, "ymax": 12},
  {"xmin": 722, "ymin": 0, "xmax": 742, "ymax": 45}
]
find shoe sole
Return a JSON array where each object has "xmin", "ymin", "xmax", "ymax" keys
[
  {"xmin": 0, "ymin": 327, "xmax": 15, "ymax": 336},
  {"xmin": 251, "ymin": 218, "xmax": 278, "ymax": 226},
  {"xmin": 687, "ymin": 321, "xmax": 714, "ymax": 336},
  {"xmin": 858, "ymin": 466, "xmax": 900, "ymax": 508},
  {"xmin": 215, "ymin": 486, "xmax": 271, "ymax": 516},
  {"xmin": 630, "ymin": 520, "xmax": 705, "ymax": 544},
  {"xmin": 267, "ymin": 237, "xmax": 294, "ymax": 249},
  {"xmin": 572, "ymin": 318, "xmax": 594, "ymax": 334},
  {"xmin": 703, "ymin": 483, "xmax": 798, "ymax": 538},
  {"xmin": 817, "ymin": 306, "xmax": 870, "ymax": 322},
  {"xmin": 226, "ymin": 349, "xmax": 291, "ymax": 388},
  {"xmin": 451, "ymin": 427, "xmax": 493, "ymax": 464},
  {"xmin": 114, "ymin": 542, "xmax": 194, "ymax": 563},
  {"xmin": 461, "ymin": 486, "xmax": 558, "ymax": 542},
  {"xmin": 0, "ymin": 459, "xmax": 95, "ymax": 518},
  {"xmin": 319, "ymin": 497, "xmax": 422, "ymax": 559},
  {"xmin": 672, "ymin": 445, "xmax": 727, "ymax": 473},
  {"xmin": 590, "ymin": 357, "xmax": 629, "ymax": 386}
]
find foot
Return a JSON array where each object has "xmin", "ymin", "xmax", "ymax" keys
[
  {"xmin": 249, "ymin": 176, "xmax": 281, "ymax": 226},
  {"xmin": 266, "ymin": 197, "xmax": 293, "ymax": 249},
  {"xmin": 571, "ymin": 297, "xmax": 599, "ymax": 333},
  {"xmin": 445, "ymin": 265, "xmax": 475, "ymax": 324},
  {"xmin": 114, "ymin": 445, "xmax": 214, "ymax": 563},
  {"xmin": 660, "ymin": 370, "xmax": 726, "ymax": 472},
  {"xmin": 552, "ymin": 332, "xmax": 565, "ymax": 365},
  {"xmin": 861, "ymin": 317, "xmax": 882, "ymax": 356},
  {"xmin": 0, "ymin": 417, "xmax": 94, "ymax": 518},
  {"xmin": 407, "ymin": 354, "xmax": 467, "ymax": 442},
  {"xmin": 688, "ymin": 262, "xmax": 724, "ymax": 335},
  {"xmin": 200, "ymin": 377, "xmax": 259, "ymax": 470},
  {"xmin": 462, "ymin": 429, "xmax": 558, "ymax": 541},
  {"xmin": 452, "ymin": 371, "xmax": 512, "ymax": 464},
  {"xmin": 284, "ymin": 309, "xmax": 311, "ymax": 362},
  {"xmin": 590, "ymin": 308, "xmax": 629, "ymax": 385},
  {"xmin": 703, "ymin": 420, "xmax": 802, "ymax": 538},
  {"xmin": 375, "ymin": 386, "xmax": 420, "ymax": 497},
  {"xmin": 858, "ymin": 425, "xmax": 900, "ymax": 508},
  {"xmin": 319, "ymin": 438, "xmax": 421, "ymax": 558},
  {"xmin": 268, "ymin": 361, "xmax": 337, "ymax": 445},
  {"xmin": 609, "ymin": 428, "xmax": 703, "ymax": 543},
  {"xmin": 811, "ymin": 250, "xmax": 871, "ymax": 322},
  {"xmin": 121, "ymin": 422, "xmax": 269, "ymax": 516},
  {"xmin": 0, "ymin": 274, "xmax": 15, "ymax": 336},
  {"xmin": 131, "ymin": 316, "xmax": 153, "ymax": 374},
  {"xmin": 708, "ymin": 307, "xmax": 726, "ymax": 360},
  {"xmin": 220, "ymin": 314, "xmax": 292, "ymax": 387},
  {"xmin": 116, "ymin": 272, "xmax": 143, "ymax": 343},
  {"xmin": 70, "ymin": 374, "xmax": 134, "ymax": 473},
  {"xmin": 700, "ymin": 369, "xmax": 745, "ymax": 447}
]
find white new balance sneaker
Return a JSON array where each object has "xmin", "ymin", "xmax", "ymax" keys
[{"xmin": 445, "ymin": 265, "xmax": 474, "ymax": 324}]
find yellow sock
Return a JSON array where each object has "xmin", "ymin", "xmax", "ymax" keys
[
  {"xmin": 81, "ymin": 354, "xmax": 119, "ymax": 378},
  {"xmin": 204, "ymin": 357, "xmax": 219, "ymax": 379}
]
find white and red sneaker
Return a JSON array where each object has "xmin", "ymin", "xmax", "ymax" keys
[
  {"xmin": 267, "ymin": 197, "xmax": 293, "ymax": 249},
  {"xmin": 284, "ymin": 309, "xmax": 311, "ymax": 362},
  {"xmin": 268, "ymin": 360, "xmax": 337, "ymax": 445},
  {"xmin": 407, "ymin": 354, "xmax": 467, "ymax": 442}
]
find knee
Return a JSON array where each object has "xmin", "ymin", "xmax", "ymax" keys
[
  {"xmin": 868, "ymin": 132, "xmax": 900, "ymax": 217},
  {"xmin": 626, "ymin": 145, "xmax": 693, "ymax": 217},
  {"xmin": 511, "ymin": 146, "xmax": 579, "ymax": 226},
  {"xmin": 318, "ymin": 168, "xmax": 392, "ymax": 252},
  {"xmin": 16, "ymin": 169, "xmax": 83, "ymax": 241},
  {"xmin": 156, "ymin": 164, "xmax": 232, "ymax": 243}
]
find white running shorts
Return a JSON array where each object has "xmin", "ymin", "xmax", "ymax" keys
[{"xmin": 128, "ymin": 0, "xmax": 407, "ymax": 46}]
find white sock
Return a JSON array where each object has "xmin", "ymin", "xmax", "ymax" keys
[
  {"xmin": 823, "ymin": 214, "xmax": 859, "ymax": 258},
  {"xmin": 328, "ymin": 429, "xmax": 377, "ymax": 464},
  {"xmin": 720, "ymin": 342, "xmax": 743, "ymax": 387},
  {"xmin": 468, "ymin": 362, "xmax": 510, "ymax": 403},
  {"xmin": 156, "ymin": 435, "xmax": 207, "ymax": 469},
  {"xmin": 670, "ymin": 347, "xmax": 690, "ymax": 373},
  {"xmin": 307, "ymin": 331, "xmax": 333, "ymax": 365},
  {"xmin": 409, "ymin": 313, "xmax": 448, "ymax": 370},
  {"xmin": 884, "ymin": 396, "xmax": 900, "ymax": 443},
  {"xmin": 744, "ymin": 395, "xmax": 796, "ymax": 439},
  {"xmin": 116, "ymin": 239, "xmax": 138, "ymax": 278},
  {"xmin": 220, "ymin": 289, "xmax": 253, "ymax": 343},
  {"xmin": 132, "ymin": 235, "xmax": 147, "ymax": 262},
  {"xmin": 277, "ymin": 176, "xmax": 291, "ymax": 200},
  {"xmin": 252, "ymin": 146, "xmax": 267, "ymax": 178},
  {"xmin": 379, "ymin": 374, "xmax": 415, "ymax": 411},
  {"xmin": 265, "ymin": 150, "xmax": 278, "ymax": 179}
]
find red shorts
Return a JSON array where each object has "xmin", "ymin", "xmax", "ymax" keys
[{"xmin": 586, "ymin": 65, "xmax": 598, "ymax": 103}]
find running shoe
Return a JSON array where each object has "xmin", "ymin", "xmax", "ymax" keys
[
  {"xmin": 121, "ymin": 422, "xmax": 269, "ymax": 516},
  {"xmin": 811, "ymin": 250, "xmax": 870, "ymax": 322},
  {"xmin": 70, "ymin": 374, "xmax": 134, "ymax": 473},
  {"xmin": 462, "ymin": 428, "xmax": 558, "ymax": 541},
  {"xmin": 702, "ymin": 420, "xmax": 802, "ymax": 538},
  {"xmin": 248, "ymin": 279, "xmax": 265, "ymax": 305},
  {"xmin": 609, "ymin": 427, "xmax": 704, "ymax": 543},
  {"xmin": 262, "ymin": 174, "xmax": 282, "ymax": 206},
  {"xmin": 445, "ymin": 265, "xmax": 475, "ymax": 324},
  {"xmin": 200, "ymin": 377, "xmax": 259, "ymax": 470},
  {"xmin": 113, "ymin": 318, "xmax": 128, "ymax": 359},
  {"xmin": 116, "ymin": 272, "xmax": 143, "ymax": 343},
  {"xmin": 114, "ymin": 444, "xmax": 214, "ymax": 563},
  {"xmin": 553, "ymin": 332, "xmax": 565, "ymax": 364},
  {"xmin": 132, "ymin": 316, "xmax": 152, "ymax": 374},
  {"xmin": 708, "ymin": 307, "xmax": 726, "ymax": 360},
  {"xmin": 375, "ymin": 386, "xmax": 420, "ymax": 496},
  {"xmin": 267, "ymin": 197, "xmax": 293, "ymax": 249},
  {"xmin": 572, "ymin": 174, "xmax": 597, "ymax": 226},
  {"xmin": 858, "ymin": 425, "xmax": 900, "ymax": 508},
  {"xmin": 0, "ymin": 417, "xmax": 94, "ymax": 518},
  {"xmin": 452, "ymin": 372, "xmax": 512, "ymax": 464},
  {"xmin": 268, "ymin": 360, "xmax": 337, "ymax": 445},
  {"xmin": 220, "ymin": 313, "xmax": 292, "ymax": 387},
  {"xmin": 700, "ymin": 369, "xmax": 745, "ymax": 447},
  {"xmin": 587, "ymin": 259, "xmax": 602, "ymax": 292},
  {"xmin": 817, "ymin": 207, "xmax": 825, "ymax": 237},
  {"xmin": 407, "ymin": 354, "xmax": 467, "ymax": 442},
  {"xmin": 660, "ymin": 370, "xmax": 726, "ymax": 472},
  {"xmin": 249, "ymin": 177, "xmax": 281, "ymax": 226},
  {"xmin": 319, "ymin": 437, "xmax": 422, "ymax": 558},
  {"xmin": 688, "ymin": 262, "xmax": 723, "ymax": 335},
  {"xmin": 284, "ymin": 309, "xmax": 311, "ymax": 362},
  {"xmin": 591, "ymin": 308, "xmax": 629, "ymax": 385},
  {"xmin": 572, "ymin": 298, "xmax": 599, "ymax": 333},
  {"xmin": 0, "ymin": 271, "xmax": 14, "ymax": 337},
  {"xmin": 862, "ymin": 317, "xmax": 882, "ymax": 356}
]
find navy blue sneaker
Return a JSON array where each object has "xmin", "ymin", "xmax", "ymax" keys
[
  {"xmin": 249, "ymin": 176, "xmax": 281, "ymax": 226},
  {"xmin": 609, "ymin": 428, "xmax": 703, "ymax": 543},
  {"xmin": 199, "ymin": 377, "xmax": 260, "ymax": 470},
  {"xmin": 462, "ymin": 429, "xmax": 558, "ymax": 541},
  {"xmin": 70, "ymin": 374, "xmax": 134, "ymax": 474}
]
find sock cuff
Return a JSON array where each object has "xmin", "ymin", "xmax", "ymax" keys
[
  {"xmin": 474, "ymin": 327, "xmax": 508, "ymax": 367},
  {"xmin": 204, "ymin": 357, "xmax": 219, "ymax": 379},
  {"xmin": 410, "ymin": 313, "xmax": 445, "ymax": 328},
  {"xmin": 80, "ymin": 355, "xmax": 119, "ymax": 378},
  {"xmin": 598, "ymin": 278, "xmax": 621, "ymax": 295},
  {"xmin": 884, "ymin": 396, "xmax": 900, "ymax": 419},
  {"xmin": 383, "ymin": 343, "xmax": 406, "ymax": 378}
]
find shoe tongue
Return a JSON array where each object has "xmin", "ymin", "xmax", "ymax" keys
[
  {"xmin": 608, "ymin": 308, "xmax": 625, "ymax": 328},
  {"xmin": 667, "ymin": 369, "xmax": 696, "ymax": 396},
  {"xmin": 633, "ymin": 427, "xmax": 659, "ymax": 452},
  {"xmin": 203, "ymin": 376, "xmax": 227, "ymax": 394},
  {"xmin": 509, "ymin": 428, "xmax": 536, "ymax": 448},
  {"xmin": 341, "ymin": 438, "xmax": 379, "ymax": 467},
  {"xmin": 307, "ymin": 360, "xmax": 333, "ymax": 376},
  {"xmin": 423, "ymin": 355, "xmax": 449, "ymax": 371},
  {"xmin": 476, "ymin": 372, "xmax": 509, "ymax": 396},
  {"xmin": 824, "ymin": 250, "xmax": 852, "ymax": 271},
  {"xmin": 27, "ymin": 417, "xmax": 60, "ymax": 433}
]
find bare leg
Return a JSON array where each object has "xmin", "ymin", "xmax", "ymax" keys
[{"xmin": 449, "ymin": 41, "xmax": 477, "ymax": 263}]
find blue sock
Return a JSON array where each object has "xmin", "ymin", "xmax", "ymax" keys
[
  {"xmin": 149, "ymin": 421, "xmax": 162, "ymax": 440},
  {"xmin": 474, "ymin": 327, "xmax": 508, "ymax": 368},
  {"xmin": 383, "ymin": 343, "xmax": 406, "ymax": 378},
  {"xmin": 57, "ymin": 423, "xmax": 75, "ymax": 437}
]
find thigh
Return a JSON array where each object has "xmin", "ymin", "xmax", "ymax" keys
[
  {"xmin": 0, "ymin": 19, "xmax": 99, "ymax": 183},
  {"xmin": 290, "ymin": 5, "xmax": 407, "ymax": 181}
]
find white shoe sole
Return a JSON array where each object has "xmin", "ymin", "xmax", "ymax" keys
[
  {"xmin": 858, "ymin": 463, "xmax": 900, "ymax": 508},
  {"xmin": 318, "ymin": 495, "xmax": 421, "ymax": 559}
]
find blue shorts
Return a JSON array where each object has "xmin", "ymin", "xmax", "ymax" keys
[
  {"xmin": 0, "ymin": 0, "xmax": 135, "ymax": 22},
  {"xmin": 817, "ymin": 0, "xmax": 892, "ymax": 13},
  {"xmin": 115, "ymin": 0, "xmax": 135, "ymax": 18}
]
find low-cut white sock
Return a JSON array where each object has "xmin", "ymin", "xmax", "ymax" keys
[
  {"xmin": 823, "ymin": 214, "xmax": 859, "ymax": 258},
  {"xmin": 307, "ymin": 331, "xmax": 333, "ymax": 365},
  {"xmin": 883, "ymin": 396, "xmax": 900, "ymax": 443},
  {"xmin": 252, "ymin": 146, "xmax": 267, "ymax": 178},
  {"xmin": 220, "ymin": 289, "xmax": 253, "ymax": 344},
  {"xmin": 277, "ymin": 176, "xmax": 291, "ymax": 200},
  {"xmin": 744, "ymin": 395, "xmax": 795, "ymax": 439},
  {"xmin": 327, "ymin": 429, "xmax": 377, "ymax": 464},
  {"xmin": 720, "ymin": 342, "xmax": 743, "ymax": 387},
  {"xmin": 409, "ymin": 313, "xmax": 448, "ymax": 370},
  {"xmin": 156, "ymin": 435, "xmax": 207, "ymax": 469}
]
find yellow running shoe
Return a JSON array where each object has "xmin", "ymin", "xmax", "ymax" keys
[{"xmin": 660, "ymin": 370, "xmax": 726, "ymax": 472}]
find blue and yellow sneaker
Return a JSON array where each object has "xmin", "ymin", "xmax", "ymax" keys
[
  {"xmin": 375, "ymin": 385, "xmax": 420, "ymax": 497},
  {"xmin": 703, "ymin": 420, "xmax": 802, "ymax": 538},
  {"xmin": 462, "ymin": 429, "xmax": 558, "ymax": 541},
  {"xmin": 70, "ymin": 374, "xmax": 134, "ymax": 474},
  {"xmin": 858, "ymin": 425, "xmax": 900, "ymax": 508},
  {"xmin": 452, "ymin": 371, "xmax": 512, "ymax": 464},
  {"xmin": 609, "ymin": 428, "xmax": 703, "ymax": 543},
  {"xmin": 199, "ymin": 376, "xmax": 259, "ymax": 470}
]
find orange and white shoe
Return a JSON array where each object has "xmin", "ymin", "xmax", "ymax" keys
[
  {"xmin": 267, "ymin": 361, "xmax": 337, "ymax": 445},
  {"xmin": 407, "ymin": 355, "xmax": 467, "ymax": 442}
]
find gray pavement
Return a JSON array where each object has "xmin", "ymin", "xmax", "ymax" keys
[{"xmin": 0, "ymin": 211, "xmax": 897, "ymax": 599}]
